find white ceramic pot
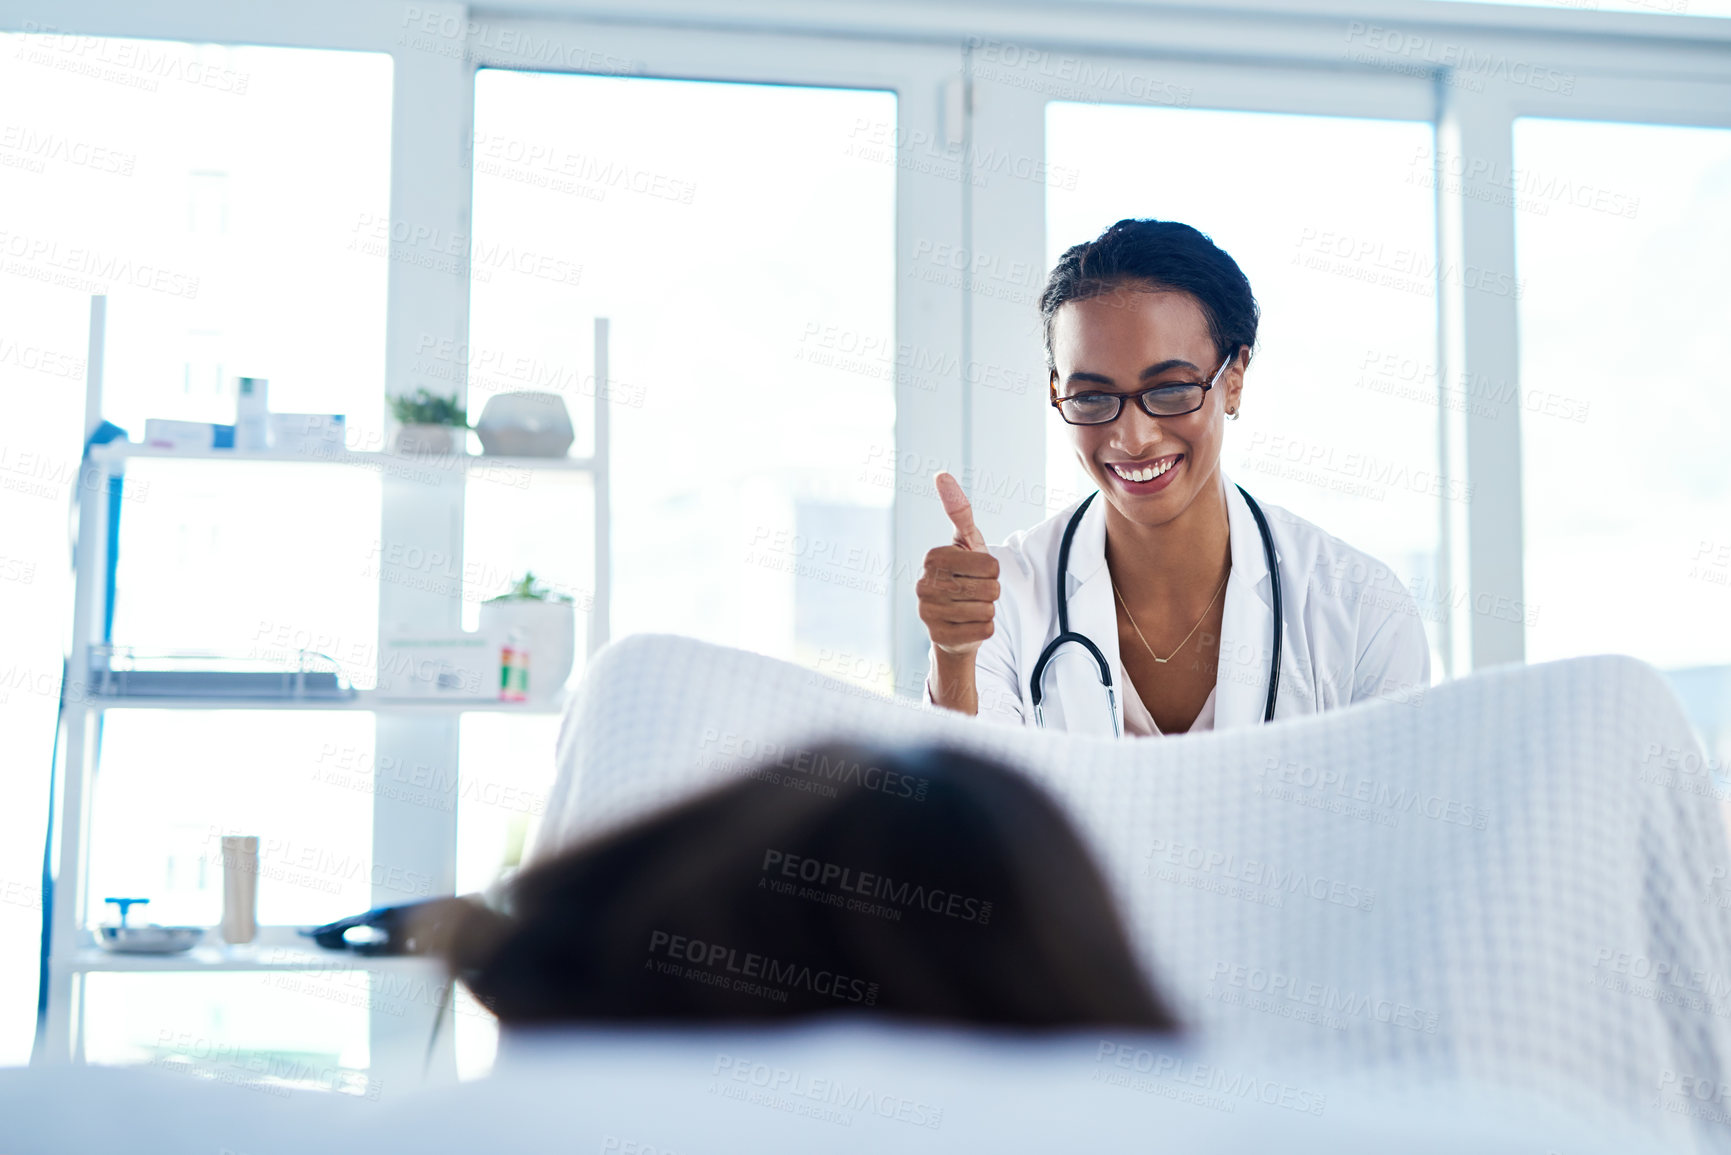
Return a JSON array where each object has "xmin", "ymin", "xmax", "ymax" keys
[
  {"xmin": 396, "ymin": 424, "xmax": 461, "ymax": 455},
  {"xmin": 478, "ymin": 599, "xmax": 576, "ymax": 702},
  {"xmin": 474, "ymin": 392, "xmax": 576, "ymax": 457}
]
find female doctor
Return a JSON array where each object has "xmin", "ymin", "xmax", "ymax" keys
[{"xmin": 919, "ymin": 218, "xmax": 1430, "ymax": 737}]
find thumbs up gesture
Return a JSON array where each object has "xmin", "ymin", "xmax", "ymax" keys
[
  {"xmin": 917, "ymin": 472, "xmax": 1002, "ymax": 658},
  {"xmin": 936, "ymin": 471, "xmax": 987, "ymax": 552}
]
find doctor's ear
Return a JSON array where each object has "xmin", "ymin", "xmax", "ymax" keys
[{"xmin": 1224, "ymin": 347, "xmax": 1249, "ymax": 420}]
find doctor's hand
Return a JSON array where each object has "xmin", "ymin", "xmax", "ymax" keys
[{"xmin": 918, "ymin": 472, "xmax": 1001, "ymax": 661}]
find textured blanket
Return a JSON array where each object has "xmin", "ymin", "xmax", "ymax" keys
[{"xmin": 539, "ymin": 635, "xmax": 1731, "ymax": 1152}]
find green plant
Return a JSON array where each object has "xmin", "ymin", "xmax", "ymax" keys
[
  {"xmin": 388, "ymin": 388, "xmax": 468, "ymax": 427},
  {"xmin": 485, "ymin": 571, "xmax": 575, "ymax": 605}
]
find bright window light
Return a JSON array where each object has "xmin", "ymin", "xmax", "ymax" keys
[
  {"xmin": 469, "ymin": 71, "xmax": 897, "ymax": 684},
  {"xmin": 0, "ymin": 33, "xmax": 390, "ymax": 1066},
  {"xmin": 1514, "ymin": 117, "xmax": 1731, "ymax": 764}
]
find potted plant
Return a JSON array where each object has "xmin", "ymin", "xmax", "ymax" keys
[
  {"xmin": 389, "ymin": 388, "xmax": 469, "ymax": 455},
  {"xmin": 478, "ymin": 572, "xmax": 578, "ymax": 702}
]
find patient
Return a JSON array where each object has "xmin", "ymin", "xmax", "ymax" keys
[{"xmin": 430, "ymin": 742, "xmax": 1178, "ymax": 1032}]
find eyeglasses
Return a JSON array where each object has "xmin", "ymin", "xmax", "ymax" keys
[{"xmin": 1051, "ymin": 352, "xmax": 1235, "ymax": 426}]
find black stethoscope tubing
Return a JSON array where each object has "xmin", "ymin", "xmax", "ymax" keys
[{"xmin": 1028, "ymin": 485, "xmax": 1283, "ymax": 732}]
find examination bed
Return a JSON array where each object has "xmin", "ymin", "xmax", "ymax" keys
[
  {"xmin": 530, "ymin": 633, "xmax": 1731, "ymax": 1151},
  {"xmin": 2, "ymin": 634, "xmax": 1727, "ymax": 1153}
]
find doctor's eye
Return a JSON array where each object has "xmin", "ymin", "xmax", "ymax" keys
[
  {"xmin": 1056, "ymin": 392, "xmax": 1122, "ymax": 425},
  {"xmin": 1141, "ymin": 384, "xmax": 1208, "ymax": 415}
]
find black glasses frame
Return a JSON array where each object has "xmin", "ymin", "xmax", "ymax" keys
[{"xmin": 1050, "ymin": 351, "xmax": 1236, "ymax": 426}]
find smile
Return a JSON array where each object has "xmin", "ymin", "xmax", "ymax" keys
[{"xmin": 1109, "ymin": 454, "xmax": 1181, "ymax": 483}]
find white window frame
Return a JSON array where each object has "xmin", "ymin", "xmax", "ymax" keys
[
  {"xmin": 1439, "ymin": 69, "xmax": 1731, "ymax": 673},
  {"xmin": 459, "ymin": 15, "xmax": 971, "ymax": 695}
]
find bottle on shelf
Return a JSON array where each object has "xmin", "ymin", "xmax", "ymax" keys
[
  {"xmin": 499, "ymin": 629, "xmax": 530, "ymax": 703},
  {"xmin": 220, "ymin": 835, "xmax": 259, "ymax": 945},
  {"xmin": 235, "ymin": 376, "xmax": 271, "ymax": 451}
]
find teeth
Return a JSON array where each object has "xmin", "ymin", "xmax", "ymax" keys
[{"xmin": 1112, "ymin": 457, "xmax": 1178, "ymax": 483}]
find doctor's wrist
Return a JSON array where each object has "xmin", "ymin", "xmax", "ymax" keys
[{"xmin": 929, "ymin": 649, "xmax": 979, "ymax": 716}]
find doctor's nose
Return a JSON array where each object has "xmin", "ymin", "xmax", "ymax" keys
[{"xmin": 1110, "ymin": 408, "xmax": 1179, "ymax": 455}]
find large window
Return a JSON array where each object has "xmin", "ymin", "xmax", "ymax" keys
[
  {"xmin": 0, "ymin": 39, "xmax": 392, "ymax": 445},
  {"xmin": 0, "ymin": 34, "xmax": 390, "ymax": 1066},
  {"xmin": 454, "ymin": 67, "xmax": 899, "ymax": 1074},
  {"xmin": 1515, "ymin": 117, "xmax": 1731, "ymax": 760},
  {"xmin": 468, "ymin": 71, "xmax": 897, "ymax": 681}
]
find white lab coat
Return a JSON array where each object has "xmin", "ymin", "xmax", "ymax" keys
[{"xmin": 925, "ymin": 469, "xmax": 1432, "ymax": 735}]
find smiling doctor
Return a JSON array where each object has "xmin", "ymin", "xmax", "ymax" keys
[{"xmin": 920, "ymin": 218, "xmax": 1430, "ymax": 736}]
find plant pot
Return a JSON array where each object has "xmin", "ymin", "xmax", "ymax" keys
[
  {"xmin": 478, "ymin": 599, "xmax": 576, "ymax": 702},
  {"xmin": 474, "ymin": 392, "xmax": 576, "ymax": 457},
  {"xmin": 396, "ymin": 424, "xmax": 462, "ymax": 455}
]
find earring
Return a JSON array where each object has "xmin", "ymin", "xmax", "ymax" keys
[{"xmin": 1226, "ymin": 407, "xmax": 1240, "ymax": 421}]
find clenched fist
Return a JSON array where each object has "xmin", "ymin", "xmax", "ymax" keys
[{"xmin": 917, "ymin": 472, "xmax": 1002, "ymax": 660}]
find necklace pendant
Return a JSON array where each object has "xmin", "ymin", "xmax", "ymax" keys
[{"xmin": 1153, "ymin": 656, "xmax": 1169, "ymax": 664}]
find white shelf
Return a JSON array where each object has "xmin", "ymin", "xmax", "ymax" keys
[
  {"xmin": 64, "ymin": 936, "xmax": 446, "ymax": 975},
  {"xmin": 86, "ymin": 441, "xmax": 597, "ymax": 472},
  {"xmin": 41, "ymin": 301, "xmax": 611, "ymax": 1071},
  {"xmin": 73, "ymin": 690, "xmax": 570, "ymax": 714}
]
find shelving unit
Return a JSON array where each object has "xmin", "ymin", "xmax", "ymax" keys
[
  {"xmin": 38, "ymin": 296, "xmax": 611, "ymax": 1074},
  {"xmin": 77, "ymin": 693, "xmax": 570, "ymax": 714},
  {"xmin": 60, "ymin": 926, "xmax": 446, "ymax": 975},
  {"xmin": 85, "ymin": 441, "xmax": 601, "ymax": 471}
]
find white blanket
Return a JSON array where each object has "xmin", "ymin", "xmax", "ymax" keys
[
  {"xmin": 0, "ymin": 1022, "xmax": 1680, "ymax": 1154},
  {"xmin": 540, "ymin": 634, "xmax": 1731, "ymax": 1153}
]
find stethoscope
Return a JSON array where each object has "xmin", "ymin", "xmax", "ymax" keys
[{"xmin": 1028, "ymin": 485, "xmax": 1284, "ymax": 734}]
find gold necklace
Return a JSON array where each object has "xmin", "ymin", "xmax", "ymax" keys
[{"xmin": 1112, "ymin": 568, "xmax": 1229, "ymax": 665}]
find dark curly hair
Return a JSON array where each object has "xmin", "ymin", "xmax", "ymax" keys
[
  {"xmin": 1039, "ymin": 218, "xmax": 1261, "ymax": 375},
  {"xmin": 424, "ymin": 742, "xmax": 1179, "ymax": 1033}
]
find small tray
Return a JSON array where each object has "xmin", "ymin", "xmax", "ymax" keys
[
  {"xmin": 88, "ymin": 645, "xmax": 356, "ymax": 701},
  {"xmin": 95, "ymin": 925, "xmax": 204, "ymax": 954}
]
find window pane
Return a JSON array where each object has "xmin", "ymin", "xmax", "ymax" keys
[
  {"xmin": 1515, "ymin": 118, "xmax": 1731, "ymax": 763},
  {"xmin": 452, "ymin": 713, "xmax": 563, "ymax": 1081},
  {"xmin": 0, "ymin": 35, "xmax": 391, "ymax": 1064},
  {"xmin": 110, "ymin": 460, "xmax": 383, "ymax": 690},
  {"xmin": 87, "ymin": 712, "xmax": 376, "ymax": 927},
  {"xmin": 469, "ymin": 72, "xmax": 896, "ymax": 674},
  {"xmin": 1047, "ymin": 104, "xmax": 1443, "ymax": 673},
  {"xmin": 455, "ymin": 714, "xmax": 560, "ymax": 896},
  {"xmin": 0, "ymin": 251, "xmax": 81, "ymax": 1069},
  {"xmin": 460, "ymin": 467, "xmax": 595, "ymax": 656},
  {"xmin": 0, "ymin": 38, "xmax": 392, "ymax": 446},
  {"xmin": 84, "ymin": 973, "xmax": 371, "ymax": 1092}
]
